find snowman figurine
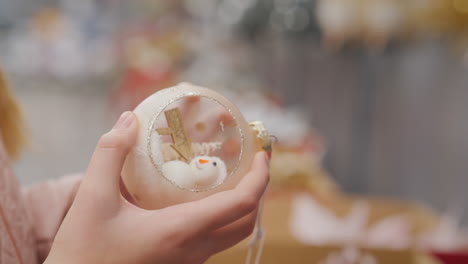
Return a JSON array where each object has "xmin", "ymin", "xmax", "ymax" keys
[{"xmin": 162, "ymin": 156, "xmax": 227, "ymax": 190}]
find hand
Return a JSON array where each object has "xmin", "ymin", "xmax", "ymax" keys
[{"xmin": 44, "ymin": 111, "xmax": 270, "ymax": 264}]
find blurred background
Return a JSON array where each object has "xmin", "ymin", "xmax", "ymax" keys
[{"xmin": 2, "ymin": 0, "xmax": 468, "ymax": 262}]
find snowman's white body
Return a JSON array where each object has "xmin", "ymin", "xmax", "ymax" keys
[{"xmin": 162, "ymin": 156, "xmax": 227, "ymax": 190}]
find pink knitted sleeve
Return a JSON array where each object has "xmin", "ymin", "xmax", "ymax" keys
[{"xmin": 22, "ymin": 174, "xmax": 82, "ymax": 262}]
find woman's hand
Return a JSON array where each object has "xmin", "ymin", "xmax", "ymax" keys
[{"xmin": 44, "ymin": 111, "xmax": 270, "ymax": 264}]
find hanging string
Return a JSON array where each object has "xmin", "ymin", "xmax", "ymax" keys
[{"xmin": 245, "ymin": 195, "xmax": 266, "ymax": 264}]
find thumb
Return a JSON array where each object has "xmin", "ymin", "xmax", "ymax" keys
[{"xmin": 81, "ymin": 111, "xmax": 138, "ymax": 201}]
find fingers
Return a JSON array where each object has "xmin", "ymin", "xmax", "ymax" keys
[
  {"xmin": 207, "ymin": 209, "xmax": 258, "ymax": 254},
  {"xmin": 81, "ymin": 111, "xmax": 138, "ymax": 201},
  {"xmin": 167, "ymin": 152, "xmax": 269, "ymax": 235}
]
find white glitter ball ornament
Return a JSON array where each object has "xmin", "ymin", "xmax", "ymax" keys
[{"xmin": 122, "ymin": 83, "xmax": 270, "ymax": 210}]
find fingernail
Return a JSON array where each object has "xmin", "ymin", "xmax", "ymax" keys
[
  {"xmin": 113, "ymin": 111, "xmax": 133, "ymax": 130},
  {"xmin": 265, "ymin": 151, "xmax": 271, "ymax": 165}
]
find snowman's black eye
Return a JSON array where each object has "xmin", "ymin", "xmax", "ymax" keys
[{"xmin": 213, "ymin": 162, "xmax": 217, "ymax": 166}]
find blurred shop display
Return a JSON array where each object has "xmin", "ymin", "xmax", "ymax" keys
[
  {"xmin": 1, "ymin": 2, "xmax": 116, "ymax": 80},
  {"xmin": 2, "ymin": 0, "xmax": 467, "ymax": 80},
  {"xmin": 241, "ymin": 0, "xmax": 468, "ymax": 52},
  {"xmin": 110, "ymin": 1, "xmax": 189, "ymax": 114},
  {"xmin": 191, "ymin": 54, "xmax": 468, "ymax": 263},
  {"xmin": 316, "ymin": 0, "xmax": 468, "ymax": 50},
  {"xmin": 208, "ymin": 174, "xmax": 468, "ymax": 264}
]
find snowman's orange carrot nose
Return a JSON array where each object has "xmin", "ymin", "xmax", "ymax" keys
[{"xmin": 198, "ymin": 159, "xmax": 209, "ymax": 164}]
